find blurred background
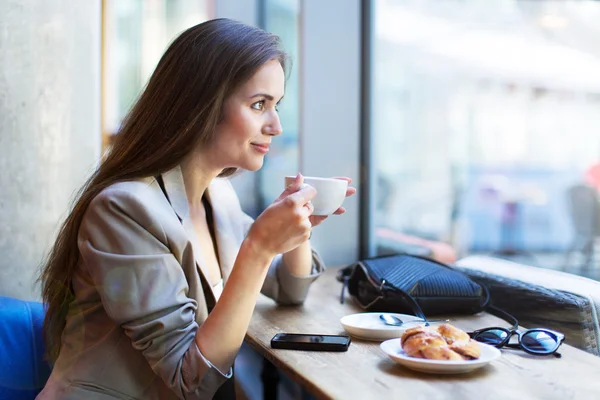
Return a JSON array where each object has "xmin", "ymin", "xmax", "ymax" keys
[
  {"xmin": 2, "ymin": 0, "xmax": 600, "ymax": 292},
  {"xmin": 2, "ymin": 0, "xmax": 600, "ymax": 398},
  {"xmin": 2, "ymin": 0, "xmax": 600, "ymax": 301},
  {"xmin": 103, "ymin": 0, "xmax": 600, "ymax": 278},
  {"xmin": 368, "ymin": 0, "xmax": 600, "ymax": 275}
]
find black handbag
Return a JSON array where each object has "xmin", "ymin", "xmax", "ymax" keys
[{"xmin": 337, "ymin": 254, "xmax": 490, "ymax": 320}]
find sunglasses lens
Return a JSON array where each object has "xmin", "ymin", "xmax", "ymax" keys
[
  {"xmin": 474, "ymin": 329, "xmax": 509, "ymax": 346},
  {"xmin": 521, "ymin": 331, "xmax": 559, "ymax": 353}
]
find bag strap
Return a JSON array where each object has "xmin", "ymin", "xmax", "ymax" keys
[
  {"xmin": 336, "ymin": 263, "xmax": 429, "ymax": 322},
  {"xmin": 485, "ymin": 304, "xmax": 519, "ymax": 330},
  {"xmin": 388, "ymin": 284, "xmax": 427, "ymax": 321},
  {"xmin": 336, "ymin": 266, "xmax": 352, "ymax": 305}
]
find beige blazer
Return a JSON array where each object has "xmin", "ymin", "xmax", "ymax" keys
[{"xmin": 38, "ymin": 166, "xmax": 325, "ymax": 400}]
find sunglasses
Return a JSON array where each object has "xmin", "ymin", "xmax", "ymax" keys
[{"xmin": 468, "ymin": 327, "xmax": 565, "ymax": 357}]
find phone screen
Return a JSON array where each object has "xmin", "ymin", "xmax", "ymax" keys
[
  {"xmin": 271, "ymin": 333, "xmax": 351, "ymax": 351},
  {"xmin": 273, "ymin": 334, "xmax": 349, "ymax": 345}
]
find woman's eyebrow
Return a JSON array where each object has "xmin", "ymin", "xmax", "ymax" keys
[
  {"xmin": 249, "ymin": 93, "xmax": 274, "ymax": 100},
  {"xmin": 249, "ymin": 93, "xmax": 285, "ymax": 102}
]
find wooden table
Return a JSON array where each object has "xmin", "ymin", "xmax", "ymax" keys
[{"xmin": 245, "ymin": 267, "xmax": 600, "ymax": 399}]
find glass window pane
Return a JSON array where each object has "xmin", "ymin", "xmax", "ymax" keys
[
  {"xmin": 258, "ymin": 0, "xmax": 301, "ymax": 211},
  {"xmin": 370, "ymin": 0, "xmax": 600, "ymax": 274},
  {"xmin": 103, "ymin": 0, "xmax": 211, "ymax": 144}
]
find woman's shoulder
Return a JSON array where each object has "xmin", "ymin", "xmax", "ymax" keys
[
  {"xmin": 93, "ymin": 177, "xmax": 162, "ymax": 207},
  {"xmin": 80, "ymin": 177, "xmax": 178, "ymax": 245},
  {"xmin": 101, "ymin": 176, "xmax": 158, "ymax": 197},
  {"xmin": 87, "ymin": 177, "xmax": 173, "ymax": 224}
]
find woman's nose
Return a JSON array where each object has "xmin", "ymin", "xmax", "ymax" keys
[{"xmin": 264, "ymin": 112, "xmax": 283, "ymax": 136}]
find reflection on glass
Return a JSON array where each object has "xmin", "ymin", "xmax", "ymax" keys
[
  {"xmin": 103, "ymin": 0, "xmax": 210, "ymax": 139},
  {"xmin": 258, "ymin": 0, "xmax": 301, "ymax": 210},
  {"xmin": 371, "ymin": 0, "xmax": 600, "ymax": 272}
]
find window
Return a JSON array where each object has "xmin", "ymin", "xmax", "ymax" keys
[
  {"xmin": 257, "ymin": 0, "xmax": 301, "ymax": 211},
  {"xmin": 102, "ymin": 0, "xmax": 211, "ymax": 148},
  {"xmin": 369, "ymin": 0, "xmax": 600, "ymax": 270}
]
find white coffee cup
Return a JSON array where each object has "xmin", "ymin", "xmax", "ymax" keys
[{"xmin": 284, "ymin": 176, "xmax": 348, "ymax": 216}]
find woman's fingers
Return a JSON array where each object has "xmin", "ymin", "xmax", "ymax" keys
[
  {"xmin": 285, "ymin": 184, "xmax": 316, "ymax": 207},
  {"xmin": 303, "ymin": 200, "xmax": 314, "ymax": 215},
  {"xmin": 330, "ymin": 177, "xmax": 356, "ymax": 198},
  {"xmin": 333, "ymin": 206, "xmax": 346, "ymax": 215},
  {"xmin": 309, "ymin": 215, "xmax": 328, "ymax": 227},
  {"xmin": 277, "ymin": 173, "xmax": 305, "ymax": 201}
]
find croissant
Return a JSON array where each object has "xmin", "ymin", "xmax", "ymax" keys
[
  {"xmin": 401, "ymin": 323, "xmax": 481, "ymax": 361},
  {"xmin": 437, "ymin": 323, "xmax": 470, "ymax": 344}
]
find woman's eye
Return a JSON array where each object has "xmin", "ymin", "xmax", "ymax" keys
[{"xmin": 251, "ymin": 101, "xmax": 265, "ymax": 111}]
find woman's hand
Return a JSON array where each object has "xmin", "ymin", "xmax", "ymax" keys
[
  {"xmin": 245, "ymin": 174, "xmax": 316, "ymax": 257},
  {"xmin": 308, "ymin": 177, "xmax": 357, "ymax": 228}
]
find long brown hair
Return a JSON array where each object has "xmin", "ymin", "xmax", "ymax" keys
[{"xmin": 40, "ymin": 18, "xmax": 288, "ymax": 360}]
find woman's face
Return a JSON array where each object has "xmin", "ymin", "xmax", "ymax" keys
[{"xmin": 208, "ymin": 58, "xmax": 285, "ymax": 172}]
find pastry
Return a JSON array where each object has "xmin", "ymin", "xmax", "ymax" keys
[
  {"xmin": 401, "ymin": 323, "xmax": 481, "ymax": 361},
  {"xmin": 450, "ymin": 340, "xmax": 481, "ymax": 359},
  {"xmin": 437, "ymin": 323, "xmax": 470, "ymax": 344}
]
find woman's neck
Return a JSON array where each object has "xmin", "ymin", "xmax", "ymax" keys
[{"xmin": 180, "ymin": 152, "xmax": 222, "ymax": 209}]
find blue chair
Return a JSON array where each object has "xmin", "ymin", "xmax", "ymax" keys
[{"xmin": 0, "ymin": 296, "xmax": 52, "ymax": 399}]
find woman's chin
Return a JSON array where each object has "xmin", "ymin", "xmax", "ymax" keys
[
  {"xmin": 230, "ymin": 154, "xmax": 265, "ymax": 172},
  {"xmin": 246, "ymin": 157, "xmax": 265, "ymax": 171}
]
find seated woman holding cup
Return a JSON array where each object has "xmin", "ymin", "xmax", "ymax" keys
[{"xmin": 37, "ymin": 18, "xmax": 355, "ymax": 400}]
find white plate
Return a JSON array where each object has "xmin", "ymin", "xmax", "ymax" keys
[
  {"xmin": 379, "ymin": 338, "xmax": 502, "ymax": 374},
  {"xmin": 340, "ymin": 312, "xmax": 427, "ymax": 341}
]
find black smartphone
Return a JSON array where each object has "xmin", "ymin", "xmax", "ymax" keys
[{"xmin": 270, "ymin": 333, "xmax": 351, "ymax": 352}]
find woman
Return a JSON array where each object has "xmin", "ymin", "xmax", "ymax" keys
[{"xmin": 38, "ymin": 18, "xmax": 355, "ymax": 399}]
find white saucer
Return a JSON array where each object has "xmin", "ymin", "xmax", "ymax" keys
[
  {"xmin": 340, "ymin": 312, "xmax": 427, "ymax": 341},
  {"xmin": 379, "ymin": 338, "xmax": 502, "ymax": 374}
]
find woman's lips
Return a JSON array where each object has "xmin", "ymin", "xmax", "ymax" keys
[{"xmin": 251, "ymin": 143, "xmax": 270, "ymax": 154}]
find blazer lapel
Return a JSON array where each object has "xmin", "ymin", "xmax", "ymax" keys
[{"xmin": 160, "ymin": 165, "xmax": 219, "ymax": 301}]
